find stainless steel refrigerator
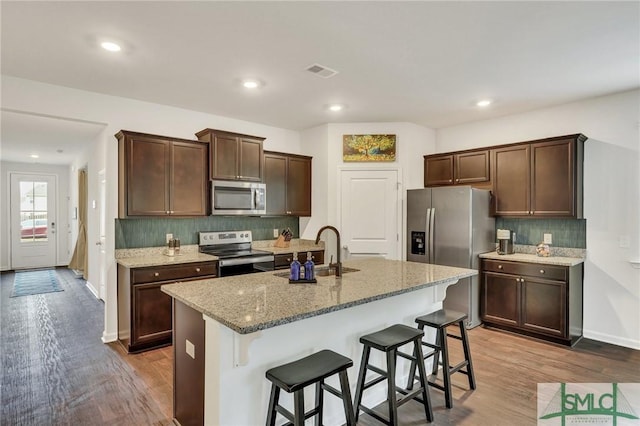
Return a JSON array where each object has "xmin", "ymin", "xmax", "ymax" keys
[{"xmin": 407, "ymin": 186, "xmax": 495, "ymax": 328}]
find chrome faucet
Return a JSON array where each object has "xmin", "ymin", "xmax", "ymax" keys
[{"xmin": 315, "ymin": 225, "xmax": 342, "ymax": 277}]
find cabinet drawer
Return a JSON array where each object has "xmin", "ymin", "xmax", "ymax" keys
[
  {"xmin": 274, "ymin": 254, "xmax": 294, "ymax": 269},
  {"xmin": 482, "ymin": 259, "xmax": 566, "ymax": 281},
  {"xmin": 132, "ymin": 262, "xmax": 218, "ymax": 284},
  {"xmin": 274, "ymin": 251, "xmax": 325, "ymax": 269}
]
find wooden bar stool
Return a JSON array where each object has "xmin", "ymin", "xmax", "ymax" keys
[
  {"xmin": 265, "ymin": 349, "xmax": 355, "ymax": 426},
  {"xmin": 353, "ymin": 324, "xmax": 434, "ymax": 425},
  {"xmin": 406, "ymin": 309, "xmax": 476, "ymax": 409}
]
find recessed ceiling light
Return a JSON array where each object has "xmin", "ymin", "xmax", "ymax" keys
[
  {"xmin": 101, "ymin": 41, "xmax": 121, "ymax": 52},
  {"xmin": 476, "ymin": 99, "xmax": 492, "ymax": 107},
  {"xmin": 30, "ymin": 154, "xmax": 39, "ymax": 159},
  {"xmin": 242, "ymin": 80, "xmax": 260, "ymax": 89},
  {"xmin": 328, "ymin": 104, "xmax": 343, "ymax": 112}
]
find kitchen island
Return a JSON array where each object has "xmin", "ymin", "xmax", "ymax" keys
[{"xmin": 161, "ymin": 258, "xmax": 477, "ymax": 426}]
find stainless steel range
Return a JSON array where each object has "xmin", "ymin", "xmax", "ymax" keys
[{"xmin": 199, "ymin": 230, "xmax": 274, "ymax": 277}]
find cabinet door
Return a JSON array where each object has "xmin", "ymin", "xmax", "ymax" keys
[
  {"xmin": 531, "ymin": 139, "xmax": 575, "ymax": 217},
  {"xmin": 174, "ymin": 300, "xmax": 205, "ymax": 426},
  {"xmin": 132, "ymin": 282, "xmax": 172, "ymax": 347},
  {"xmin": 239, "ymin": 137, "xmax": 264, "ymax": 181},
  {"xmin": 211, "ymin": 134, "xmax": 239, "ymax": 180},
  {"xmin": 264, "ymin": 153, "xmax": 287, "ymax": 215},
  {"xmin": 455, "ymin": 150, "xmax": 490, "ymax": 184},
  {"xmin": 127, "ymin": 136, "xmax": 170, "ymax": 216},
  {"xmin": 482, "ymin": 272, "xmax": 519, "ymax": 326},
  {"xmin": 287, "ymin": 156, "xmax": 312, "ymax": 216},
  {"xmin": 521, "ymin": 277, "xmax": 566, "ymax": 337},
  {"xmin": 493, "ymin": 144, "xmax": 530, "ymax": 216},
  {"xmin": 171, "ymin": 141, "xmax": 209, "ymax": 216},
  {"xmin": 424, "ymin": 154, "xmax": 454, "ymax": 186}
]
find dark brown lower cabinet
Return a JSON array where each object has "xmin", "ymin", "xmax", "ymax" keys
[
  {"xmin": 117, "ymin": 261, "xmax": 217, "ymax": 353},
  {"xmin": 481, "ymin": 259, "xmax": 583, "ymax": 346},
  {"xmin": 173, "ymin": 299, "xmax": 205, "ymax": 426}
]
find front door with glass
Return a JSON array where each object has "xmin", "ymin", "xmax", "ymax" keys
[{"xmin": 10, "ymin": 173, "xmax": 57, "ymax": 269}]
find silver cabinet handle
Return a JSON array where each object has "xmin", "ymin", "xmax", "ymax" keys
[
  {"xmin": 540, "ymin": 269, "xmax": 545, "ymax": 274},
  {"xmin": 286, "ymin": 258, "xmax": 291, "ymax": 262},
  {"xmin": 498, "ymin": 264, "xmax": 503, "ymax": 269},
  {"xmin": 195, "ymin": 268, "xmax": 201, "ymax": 272},
  {"xmin": 154, "ymin": 272, "xmax": 160, "ymax": 277}
]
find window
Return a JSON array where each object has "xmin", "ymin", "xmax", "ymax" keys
[{"xmin": 20, "ymin": 181, "xmax": 48, "ymax": 242}]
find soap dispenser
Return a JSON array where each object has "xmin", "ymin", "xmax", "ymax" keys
[
  {"xmin": 304, "ymin": 252, "xmax": 315, "ymax": 280},
  {"xmin": 290, "ymin": 252, "xmax": 301, "ymax": 281}
]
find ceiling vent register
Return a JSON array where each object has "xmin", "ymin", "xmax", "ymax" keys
[{"xmin": 306, "ymin": 63, "xmax": 339, "ymax": 79}]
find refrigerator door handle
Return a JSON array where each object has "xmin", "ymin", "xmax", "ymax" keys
[
  {"xmin": 425, "ymin": 207, "xmax": 431, "ymax": 262},
  {"xmin": 429, "ymin": 208, "xmax": 436, "ymax": 263}
]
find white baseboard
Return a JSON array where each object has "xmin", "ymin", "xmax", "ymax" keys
[
  {"xmin": 583, "ymin": 329, "xmax": 640, "ymax": 350},
  {"xmin": 102, "ymin": 331, "xmax": 118, "ymax": 343},
  {"xmin": 85, "ymin": 280, "xmax": 100, "ymax": 299}
]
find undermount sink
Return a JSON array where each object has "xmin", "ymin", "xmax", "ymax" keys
[
  {"xmin": 274, "ymin": 266, "xmax": 359, "ymax": 279},
  {"xmin": 315, "ymin": 266, "xmax": 360, "ymax": 277}
]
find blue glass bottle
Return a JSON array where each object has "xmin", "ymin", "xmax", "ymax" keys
[
  {"xmin": 290, "ymin": 252, "xmax": 301, "ymax": 281},
  {"xmin": 304, "ymin": 251, "xmax": 315, "ymax": 280}
]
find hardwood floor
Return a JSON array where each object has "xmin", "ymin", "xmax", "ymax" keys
[
  {"xmin": 0, "ymin": 268, "xmax": 171, "ymax": 425},
  {"xmin": 2, "ymin": 268, "xmax": 638, "ymax": 425}
]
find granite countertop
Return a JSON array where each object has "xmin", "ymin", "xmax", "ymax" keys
[
  {"xmin": 252, "ymin": 239, "xmax": 325, "ymax": 256},
  {"xmin": 161, "ymin": 258, "xmax": 476, "ymax": 334},
  {"xmin": 479, "ymin": 251, "xmax": 584, "ymax": 266},
  {"xmin": 115, "ymin": 239, "xmax": 325, "ymax": 268},
  {"xmin": 116, "ymin": 250, "xmax": 218, "ymax": 268}
]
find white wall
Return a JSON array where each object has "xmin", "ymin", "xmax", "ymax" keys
[
  {"xmin": 0, "ymin": 161, "xmax": 70, "ymax": 270},
  {"xmin": 301, "ymin": 122, "xmax": 436, "ymax": 261},
  {"xmin": 437, "ymin": 89, "xmax": 640, "ymax": 349},
  {"xmin": 2, "ymin": 76, "xmax": 301, "ymax": 342}
]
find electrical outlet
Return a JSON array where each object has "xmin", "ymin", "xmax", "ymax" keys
[
  {"xmin": 543, "ymin": 233, "xmax": 552, "ymax": 244},
  {"xmin": 273, "ymin": 228, "xmax": 279, "ymax": 238},
  {"xmin": 166, "ymin": 233, "xmax": 173, "ymax": 243},
  {"xmin": 186, "ymin": 339, "xmax": 195, "ymax": 359}
]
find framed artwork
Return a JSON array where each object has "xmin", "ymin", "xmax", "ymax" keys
[{"xmin": 342, "ymin": 134, "xmax": 396, "ymax": 162}]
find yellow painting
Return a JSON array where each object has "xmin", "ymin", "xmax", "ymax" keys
[{"xmin": 342, "ymin": 134, "xmax": 396, "ymax": 162}]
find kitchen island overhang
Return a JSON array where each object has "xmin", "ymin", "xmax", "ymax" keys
[{"xmin": 162, "ymin": 258, "xmax": 477, "ymax": 426}]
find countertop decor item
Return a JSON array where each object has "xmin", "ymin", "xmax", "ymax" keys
[{"xmin": 536, "ymin": 243, "xmax": 551, "ymax": 257}]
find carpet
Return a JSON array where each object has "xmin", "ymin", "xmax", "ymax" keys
[{"xmin": 11, "ymin": 269, "xmax": 64, "ymax": 297}]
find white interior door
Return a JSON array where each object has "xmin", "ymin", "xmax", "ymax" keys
[
  {"xmin": 10, "ymin": 173, "xmax": 57, "ymax": 269},
  {"xmin": 339, "ymin": 169, "xmax": 401, "ymax": 260},
  {"xmin": 98, "ymin": 169, "xmax": 107, "ymax": 300}
]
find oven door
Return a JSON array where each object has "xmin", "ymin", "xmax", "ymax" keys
[{"xmin": 218, "ymin": 256, "xmax": 274, "ymax": 277}]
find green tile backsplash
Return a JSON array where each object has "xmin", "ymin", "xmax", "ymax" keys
[
  {"xmin": 115, "ymin": 216, "xmax": 300, "ymax": 249},
  {"xmin": 495, "ymin": 218, "xmax": 586, "ymax": 248}
]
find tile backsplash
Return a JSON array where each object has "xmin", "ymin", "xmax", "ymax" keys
[
  {"xmin": 495, "ymin": 218, "xmax": 586, "ymax": 248},
  {"xmin": 115, "ymin": 216, "xmax": 299, "ymax": 249}
]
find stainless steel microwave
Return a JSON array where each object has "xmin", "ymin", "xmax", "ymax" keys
[{"xmin": 211, "ymin": 180, "xmax": 266, "ymax": 215}]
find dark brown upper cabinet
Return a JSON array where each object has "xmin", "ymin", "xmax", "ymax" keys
[
  {"xmin": 264, "ymin": 151, "xmax": 312, "ymax": 216},
  {"xmin": 195, "ymin": 128, "xmax": 264, "ymax": 182},
  {"xmin": 492, "ymin": 135, "xmax": 586, "ymax": 218},
  {"xmin": 116, "ymin": 130, "xmax": 208, "ymax": 218},
  {"xmin": 424, "ymin": 149, "xmax": 490, "ymax": 187}
]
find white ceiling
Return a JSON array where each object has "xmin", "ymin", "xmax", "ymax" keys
[{"xmin": 1, "ymin": 1, "xmax": 639, "ymax": 165}]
